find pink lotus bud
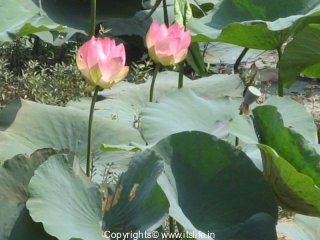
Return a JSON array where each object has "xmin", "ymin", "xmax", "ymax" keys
[
  {"xmin": 76, "ymin": 36, "xmax": 129, "ymax": 88},
  {"xmin": 146, "ymin": 21, "xmax": 191, "ymax": 66}
]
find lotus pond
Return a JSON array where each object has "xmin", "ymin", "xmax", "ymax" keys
[{"xmin": 1, "ymin": 1, "xmax": 320, "ymax": 240}]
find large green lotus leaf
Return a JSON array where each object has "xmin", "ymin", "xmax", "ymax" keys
[
  {"xmin": 261, "ymin": 96, "xmax": 318, "ymax": 143},
  {"xmin": 0, "ymin": 149, "xmax": 60, "ymax": 240},
  {"xmin": 26, "ymin": 155, "xmax": 104, "ymax": 240},
  {"xmin": 230, "ymin": 96, "xmax": 318, "ymax": 144},
  {"xmin": 141, "ymin": 89, "xmax": 241, "ymax": 144},
  {"xmin": 208, "ymin": 0, "xmax": 319, "ymax": 26},
  {"xmin": 229, "ymin": 115, "xmax": 258, "ymax": 144},
  {"xmin": 277, "ymin": 214, "xmax": 320, "ymax": 240},
  {"xmin": 0, "ymin": 0, "xmax": 146, "ymax": 44},
  {"xmin": 278, "ymin": 24, "xmax": 320, "ymax": 87},
  {"xmin": 102, "ymin": 149, "xmax": 169, "ymax": 232},
  {"xmin": 252, "ymin": 105, "xmax": 320, "ymax": 187},
  {"xmin": 259, "ymin": 144, "xmax": 320, "ymax": 216},
  {"xmin": 189, "ymin": 0, "xmax": 320, "ymax": 50},
  {"xmin": 67, "ymin": 72, "xmax": 244, "ymax": 124},
  {"xmin": 0, "ymin": 0, "xmax": 64, "ymax": 42},
  {"xmin": 39, "ymin": 0, "xmax": 143, "ymax": 33},
  {"xmin": 27, "ymin": 152, "xmax": 169, "ymax": 239},
  {"xmin": 0, "ymin": 99, "xmax": 144, "ymax": 179},
  {"xmin": 303, "ymin": 63, "xmax": 320, "ymax": 78},
  {"xmin": 153, "ymin": 131, "xmax": 278, "ymax": 240}
]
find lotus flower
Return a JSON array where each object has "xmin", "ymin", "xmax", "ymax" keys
[
  {"xmin": 146, "ymin": 20, "xmax": 191, "ymax": 66},
  {"xmin": 76, "ymin": 36, "xmax": 129, "ymax": 88}
]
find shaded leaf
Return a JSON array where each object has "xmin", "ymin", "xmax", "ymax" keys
[
  {"xmin": 259, "ymin": 144, "xmax": 320, "ymax": 216},
  {"xmin": 0, "ymin": 149, "xmax": 60, "ymax": 240},
  {"xmin": 186, "ymin": 42, "xmax": 207, "ymax": 76},
  {"xmin": 153, "ymin": 131, "xmax": 278, "ymax": 240},
  {"xmin": 279, "ymin": 24, "xmax": 320, "ymax": 87},
  {"xmin": 0, "ymin": 0, "xmax": 144, "ymax": 44},
  {"xmin": 102, "ymin": 149, "xmax": 169, "ymax": 232}
]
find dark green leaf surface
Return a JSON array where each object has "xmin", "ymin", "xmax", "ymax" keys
[
  {"xmin": 153, "ymin": 131, "xmax": 278, "ymax": 240},
  {"xmin": 0, "ymin": 0, "xmax": 143, "ymax": 44},
  {"xmin": 259, "ymin": 144, "xmax": 320, "ymax": 216},
  {"xmin": 210, "ymin": 0, "xmax": 319, "ymax": 25},
  {"xmin": 186, "ymin": 42, "xmax": 207, "ymax": 76},
  {"xmin": 252, "ymin": 106, "xmax": 320, "ymax": 187},
  {"xmin": 102, "ymin": 149, "xmax": 169, "ymax": 232},
  {"xmin": 0, "ymin": 149, "xmax": 60, "ymax": 240},
  {"xmin": 279, "ymin": 24, "xmax": 320, "ymax": 87}
]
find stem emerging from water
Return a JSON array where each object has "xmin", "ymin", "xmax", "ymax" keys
[
  {"xmin": 178, "ymin": 61, "xmax": 184, "ymax": 89},
  {"xmin": 277, "ymin": 48, "xmax": 284, "ymax": 97},
  {"xmin": 234, "ymin": 48, "xmax": 249, "ymax": 73},
  {"xmin": 86, "ymin": 87, "xmax": 99, "ymax": 177},
  {"xmin": 149, "ymin": 63, "xmax": 160, "ymax": 102}
]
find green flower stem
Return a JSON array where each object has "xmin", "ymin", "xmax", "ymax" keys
[
  {"xmin": 178, "ymin": 61, "xmax": 184, "ymax": 89},
  {"xmin": 277, "ymin": 48, "xmax": 284, "ymax": 97},
  {"xmin": 163, "ymin": 0, "xmax": 169, "ymax": 26},
  {"xmin": 234, "ymin": 47, "xmax": 249, "ymax": 73},
  {"xmin": 90, "ymin": 0, "xmax": 97, "ymax": 36},
  {"xmin": 235, "ymin": 109, "xmax": 243, "ymax": 147},
  {"xmin": 169, "ymin": 216, "xmax": 175, "ymax": 234},
  {"xmin": 176, "ymin": 221, "xmax": 184, "ymax": 234},
  {"xmin": 86, "ymin": 86, "xmax": 99, "ymax": 177},
  {"xmin": 149, "ymin": 63, "xmax": 160, "ymax": 102}
]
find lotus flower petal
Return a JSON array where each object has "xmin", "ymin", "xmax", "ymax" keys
[
  {"xmin": 76, "ymin": 36, "xmax": 128, "ymax": 89},
  {"xmin": 146, "ymin": 20, "xmax": 191, "ymax": 66}
]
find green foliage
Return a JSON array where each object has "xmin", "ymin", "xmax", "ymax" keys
[
  {"xmin": 129, "ymin": 59, "xmax": 154, "ymax": 84},
  {"xmin": 153, "ymin": 131, "xmax": 277, "ymax": 240},
  {"xmin": 259, "ymin": 144, "xmax": 320, "ymax": 216},
  {"xmin": 185, "ymin": 42, "xmax": 208, "ymax": 77},
  {"xmin": 190, "ymin": 0, "xmax": 320, "ymax": 46},
  {"xmin": 0, "ymin": 0, "xmax": 143, "ymax": 44},
  {"xmin": 187, "ymin": 0, "xmax": 320, "ymax": 93},
  {"xmin": 22, "ymin": 132, "xmax": 277, "ymax": 240},
  {"xmin": 0, "ymin": 148, "xmax": 62, "ymax": 240},
  {"xmin": 0, "ymin": 38, "xmax": 86, "ymax": 108},
  {"xmin": 253, "ymin": 106, "xmax": 320, "ymax": 186},
  {"xmin": 278, "ymin": 24, "xmax": 320, "ymax": 87},
  {"xmin": 253, "ymin": 106, "xmax": 320, "ymax": 216},
  {"xmin": 2, "ymin": 1, "xmax": 320, "ymax": 236},
  {"xmin": 0, "ymin": 0, "xmax": 64, "ymax": 43},
  {"xmin": 190, "ymin": 2, "xmax": 215, "ymax": 18},
  {"xmin": 0, "ymin": 99, "xmax": 143, "ymax": 178},
  {"xmin": 1, "ymin": 67, "xmax": 320, "ymax": 238},
  {"xmin": 27, "ymin": 155, "xmax": 104, "ymax": 240}
]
